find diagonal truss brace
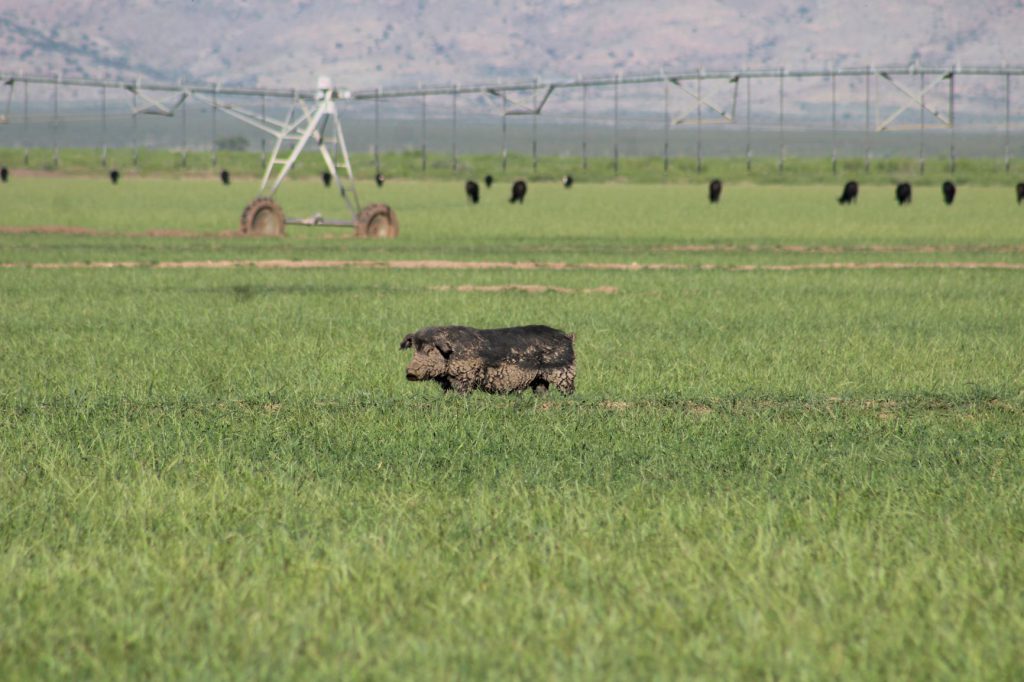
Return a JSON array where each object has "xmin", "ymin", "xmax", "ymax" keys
[
  {"xmin": 193, "ymin": 92, "xmax": 304, "ymax": 138},
  {"xmin": 126, "ymin": 84, "xmax": 188, "ymax": 116},
  {"xmin": 876, "ymin": 71, "xmax": 952, "ymax": 131},
  {"xmin": 486, "ymin": 85, "xmax": 555, "ymax": 116},
  {"xmin": 669, "ymin": 75, "xmax": 739, "ymax": 125}
]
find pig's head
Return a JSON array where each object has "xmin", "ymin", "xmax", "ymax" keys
[{"xmin": 400, "ymin": 329, "xmax": 453, "ymax": 382}]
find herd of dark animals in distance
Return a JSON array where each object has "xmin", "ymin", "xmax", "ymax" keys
[
  {"xmin": 454, "ymin": 173, "xmax": 1018, "ymax": 206},
  {"xmin": 453, "ymin": 174, "xmax": 1021, "ymax": 207},
  {"xmin": 1, "ymin": 163, "xmax": 1021, "ymax": 205}
]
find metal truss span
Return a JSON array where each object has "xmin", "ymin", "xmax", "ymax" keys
[
  {"xmin": 1, "ymin": 62, "xmax": 1021, "ymax": 174},
  {"xmin": 3, "ymin": 63, "xmax": 1024, "ymax": 100}
]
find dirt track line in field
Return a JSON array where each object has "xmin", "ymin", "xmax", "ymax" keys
[
  {"xmin": 726, "ymin": 261, "xmax": 1024, "ymax": 271},
  {"xmin": 5, "ymin": 258, "xmax": 1024, "ymax": 272},
  {"xmin": 0, "ymin": 225, "xmax": 244, "ymax": 239},
  {"xmin": 430, "ymin": 284, "xmax": 619, "ymax": 294},
  {"xmin": 661, "ymin": 243, "xmax": 1024, "ymax": 254}
]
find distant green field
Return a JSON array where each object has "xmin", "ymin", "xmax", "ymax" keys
[
  {"xmin": 1, "ymin": 177, "xmax": 1023, "ymax": 679},
  {"xmin": 2, "ymin": 146, "xmax": 1024, "ymax": 186},
  {"xmin": 1, "ymin": 175, "xmax": 1023, "ymax": 263}
]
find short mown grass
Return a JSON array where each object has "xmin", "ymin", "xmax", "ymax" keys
[{"xmin": 1, "ymin": 177, "xmax": 1023, "ymax": 680}]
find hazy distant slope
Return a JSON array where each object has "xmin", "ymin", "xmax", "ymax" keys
[{"xmin": 1, "ymin": 0, "xmax": 1021, "ymax": 89}]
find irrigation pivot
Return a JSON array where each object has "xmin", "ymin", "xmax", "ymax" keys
[{"xmin": 195, "ymin": 76, "xmax": 397, "ymax": 237}]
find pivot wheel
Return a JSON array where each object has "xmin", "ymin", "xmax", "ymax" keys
[
  {"xmin": 239, "ymin": 197, "xmax": 286, "ymax": 236},
  {"xmin": 355, "ymin": 203, "xmax": 399, "ymax": 238}
]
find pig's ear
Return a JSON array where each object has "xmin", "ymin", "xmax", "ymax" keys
[
  {"xmin": 400, "ymin": 333, "xmax": 415, "ymax": 350},
  {"xmin": 435, "ymin": 338, "xmax": 453, "ymax": 358}
]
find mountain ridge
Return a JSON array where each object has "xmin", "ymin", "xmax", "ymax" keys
[{"xmin": 1, "ymin": 1, "xmax": 1020, "ymax": 91}]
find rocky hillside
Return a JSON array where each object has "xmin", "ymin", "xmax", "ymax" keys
[{"xmin": 1, "ymin": 1, "xmax": 1020, "ymax": 88}]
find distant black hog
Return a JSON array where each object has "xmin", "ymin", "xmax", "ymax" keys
[
  {"xmin": 1016, "ymin": 182, "xmax": 1023, "ymax": 204},
  {"xmin": 322, "ymin": 171, "xmax": 332, "ymax": 188},
  {"xmin": 562, "ymin": 174, "xmax": 574, "ymax": 188},
  {"xmin": 1, "ymin": 165, "xmax": 8, "ymax": 183},
  {"xmin": 109, "ymin": 169, "xmax": 120, "ymax": 185},
  {"xmin": 465, "ymin": 180, "xmax": 480, "ymax": 204},
  {"xmin": 510, "ymin": 179, "xmax": 527, "ymax": 204},
  {"xmin": 942, "ymin": 180, "xmax": 956, "ymax": 205},
  {"xmin": 838, "ymin": 180, "xmax": 858, "ymax": 205},
  {"xmin": 896, "ymin": 182, "xmax": 912, "ymax": 205},
  {"xmin": 375, "ymin": 172, "xmax": 385, "ymax": 187},
  {"xmin": 400, "ymin": 325, "xmax": 576, "ymax": 395},
  {"xmin": 220, "ymin": 169, "xmax": 231, "ymax": 185},
  {"xmin": 708, "ymin": 179, "xmax": 722, "ymax": 204},
  {"xmin": 484, "ymin": 174, "xmax": 494, "ymax": 188}
]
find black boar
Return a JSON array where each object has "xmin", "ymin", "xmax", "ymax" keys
[
  {"xmin": 0, "ymin": 166, "xmax": 8, "ymax": 183},
  {"xmin": 484, "ymin": 174, "xmax": 494, "ymax": 188},
  {"xmin": 109, "ymin": 169, "xmax": 120, "ymax": 185},
  {"xmin": 708, "ymin": 179, "xmax": 722, "ymax": 203},
  {"xmin": 510, "ymin": 179, "xmax": 527, "ymax": 204},
  {"xmin": 942, "ymin": 180, "xmax": 956, "ymax": 205},
  {"xmin": 466, "ymin": 180, "xmax": 480, "ymax": 204},
  {"xmin": 896, "ymin": 182, "xmax": 912, "ymax": 205},
  {"xmin": 375, "ymin": 172, "xmax": 385, "ymax": 187},
  {"xmin": 220, "ymin": 169, "xmax": 230, "ymax": 185},
  {"xmin": 562, "ymin": 174, "xmax": 574, "ymax": 188},
  {"xmin": 1017, "ymin": 182, "xmax": 1024, "ymax": 204},
  {"xmin": 400, "ymin": 325, "xmax": 576, "ymax": 395},
  {"xmin": 838, "ymin": 180, "xmax": 858, "ymax": 205},
  {"xmin": 322, "ymin": 171, "xmax": 332, "ymax": 188}
]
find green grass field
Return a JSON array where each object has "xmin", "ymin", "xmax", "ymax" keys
[
  {"xmin": 2, "ymin": 172, "xmax": 1023, "ymax": 679},
  {"xmin": 2, "ymin": 146, "xmax": 1024, "ymax": 187}
]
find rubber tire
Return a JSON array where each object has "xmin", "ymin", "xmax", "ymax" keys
[
  {"xmin": 240, "ymin": 197, "xmax": 286, "ymax": 236},
  {"xmin": 355, "ymin": 203, "xmax": 399, "ymax": 238}
]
